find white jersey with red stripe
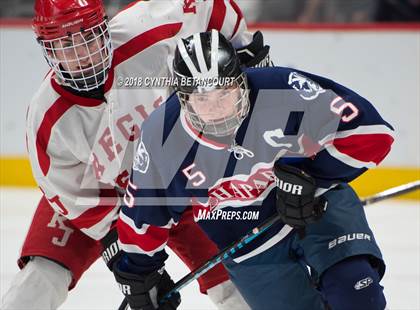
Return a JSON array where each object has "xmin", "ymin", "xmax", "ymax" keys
[{"xmin": 26, "ymin": 0, "xmax": 252, "ymax": 240}]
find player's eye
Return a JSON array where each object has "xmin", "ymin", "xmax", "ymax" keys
[
  {"xmin": 85, "ymin": 34, "xmax": 95, "ymax": 43},
  {"xmin": 219, "ymin": 89, "xmax": 233, "ymax": 100},
  {"xmin": 61, "ymin": 40, "xmax": 73, "ymax": 48},
  {"xmin": 195, "ymin": 95, "xmax": 208, "ymax": 102}
]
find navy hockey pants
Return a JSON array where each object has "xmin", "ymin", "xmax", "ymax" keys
[{"xmin": 223, "ymin": 184, "xmax": 385, "ymax": 310}]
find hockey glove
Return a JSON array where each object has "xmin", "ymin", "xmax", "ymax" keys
[
  {"xmin": 236, "ymin": 31, "xmax": 273, "ymax": 68},
  {"xmin": 101, "ymin": 227, "xmax": 122, "ymax": 271},
  {"xmin": 274, "ymin": 163, "xmax": 327, "ymax": 228},
  {"xmin": 114, "ymin": 265, "xmax": 180, "ymax": 310}
]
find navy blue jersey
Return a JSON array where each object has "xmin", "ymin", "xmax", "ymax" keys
[{"xmin": 117, "ymin": 67, "xmax": 394, "ymax": 274}]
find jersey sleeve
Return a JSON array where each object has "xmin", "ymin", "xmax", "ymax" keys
[
  {"xmin": 279, "ymin": 69, "xmax": 395, "ymax": 188},
  {"xmin": 26, "ymin": 93, "xmax": 120, "ymax": 241},
  {"xmin": 117, "ymin": 130, "xmax": 188, "ymax": 274}
]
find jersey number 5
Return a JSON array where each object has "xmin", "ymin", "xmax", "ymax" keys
[
  {"xmin": 182, "ymin": 163, "xmax": 206, "ymax": 187},
  {"xmin": 330, "ymin": 96, "xmax": 359, "ymax": 122}
]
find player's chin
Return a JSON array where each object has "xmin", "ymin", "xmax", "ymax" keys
[
  {"xmin": 78, "ymin": 63, "xmax": 105, "ymax": 77},
  {"xmin": 205, "ymin": 114, "xmax": 234, "ymax": 124},
  {"xmin": 72, "ymin": 71, "xmax": 107, "ymax": 89},
  {"xmin": 206, "ymin": 118, "xmax": 226, "ymax": 124}
]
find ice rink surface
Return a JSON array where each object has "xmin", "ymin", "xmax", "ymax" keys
[{"xmin": 1, "ymin": 188, "xmax": 419, "ymax": 310}]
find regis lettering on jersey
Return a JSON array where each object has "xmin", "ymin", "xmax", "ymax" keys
[{"xmin": 183, "ymin": 0, "xmax": 197, "ymax": 14}]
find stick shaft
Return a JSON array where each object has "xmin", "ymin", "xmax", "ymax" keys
[{"xmin": 362, "ymin": 180, "xmax": 419, "ymax": 206}]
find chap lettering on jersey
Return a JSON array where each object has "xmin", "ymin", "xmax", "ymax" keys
[
  {"xmin": 192, "ymin": 166, "xmax": 276, "ymax": 220},
  {"xmin": 208, "ymin": 166, "xmax": 276, "ymax": 209}
]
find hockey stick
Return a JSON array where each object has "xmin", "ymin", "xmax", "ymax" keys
[
  {"xmin": 118, "ymin": 180, "xmax": 420, "ymax": 310},
  {"xmin": 361, "ymin": 180, "xmax": 419, "ymax": 206}
]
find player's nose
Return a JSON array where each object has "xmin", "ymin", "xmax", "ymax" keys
[{"xmin": 75, "ymin": 46, "xmax": 91, "ymax": 62}]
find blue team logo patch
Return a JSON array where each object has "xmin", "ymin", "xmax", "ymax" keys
[
  {"xmin": 133, "ymin": 139, "xmax": 150, "ymax": 174},
  {"xmin": 288, "ymin": 72, "xmax": 325, "ymax": 100}
]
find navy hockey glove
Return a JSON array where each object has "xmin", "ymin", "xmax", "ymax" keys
[
  {"xmin": 114, "ymin": 265, "xmax": 180, "ymax": 310},
  {"xmin": 236, "ymin": 31, "xmax": 273, "ymax": 68},
  {"xmin": 274, "ymin": 163, "xmax": 327, "ymax": 228},
  {"xmin": 101, "ymin": 227, "xmax": 122, "ymax": 271}
]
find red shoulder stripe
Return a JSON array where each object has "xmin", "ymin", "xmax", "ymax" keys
[
  {"xmin": 333, "ymin": 133, "xmax": 394, "ymax": 165},
  {"xmin": 229, "ymin": 0, "xmax": 243, "ymax": 38},
  {"xmin": 105, "ymin": 22, "xmax": 182, "ymax": 92},
  {"xmin": 207, "ymin": 0, "xmax": 227, "ymax": 31},
  {"xmin": 115, "ymin": 0, "xmax": 144, "ymax": 16},
  {"xmin": 35, "ymin": 97, "xmax": 73, "ymax": 176},
  {"xmin": 112, "ymin": 23, "xmax": 182, "ymax": 68}
]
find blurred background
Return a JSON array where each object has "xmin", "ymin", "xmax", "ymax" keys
[{"xmin": 1, "ymin": 0, "xmax": 420, "ymax": 22}]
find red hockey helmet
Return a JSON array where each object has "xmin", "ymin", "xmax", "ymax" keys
[
  {"xmin": 33, "ymin": 0, "xmax": 106, "ymax": 40},
  {"xmin": 33, "ymin": 0, "xmax": 112, "ymax": 91}
]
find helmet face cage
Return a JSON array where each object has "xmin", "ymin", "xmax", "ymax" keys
[
  {"xmin": 177, "ymin": 72, "xmax": 250, "ymax": 137},
  {"xmin": 38, "ymin": 18, "xmax": 112, "ymax": 91}
]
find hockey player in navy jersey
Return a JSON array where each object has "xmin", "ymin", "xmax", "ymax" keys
[{"xmin": 113, "ymin": 30, "xmax": 394, "ymax": 309}]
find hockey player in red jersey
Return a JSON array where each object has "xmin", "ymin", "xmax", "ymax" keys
[{"xmin": 1, "ymin": 0, "xmax": 271, "ymax": 309}]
